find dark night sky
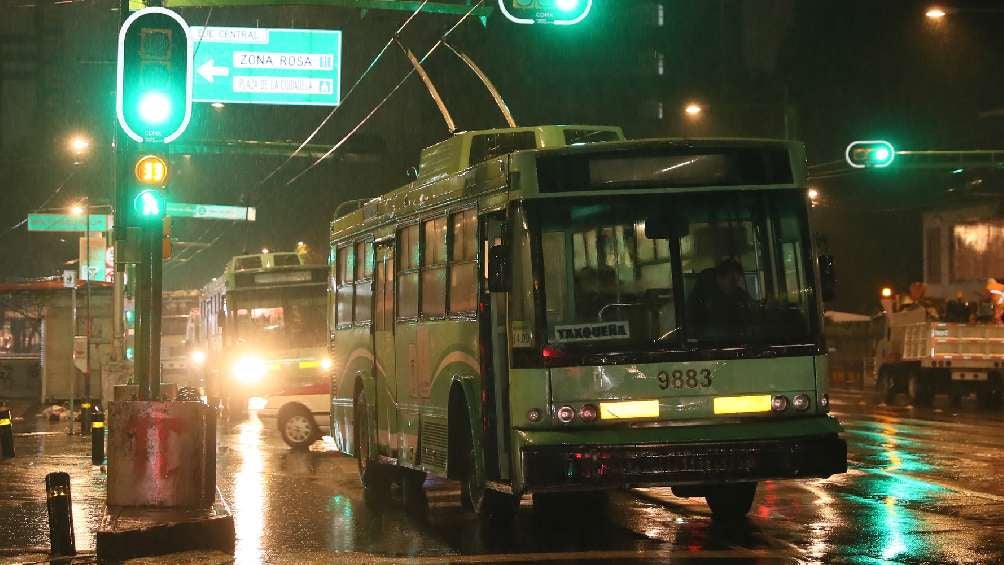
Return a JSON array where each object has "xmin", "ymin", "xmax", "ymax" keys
[{"xmin": 0, "ymin": 0, "xmax": 1001, "ymax": 312}]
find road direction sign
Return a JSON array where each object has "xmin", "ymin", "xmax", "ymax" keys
[
  {"xmin": 190, "ymin": 26, "xmax": 341, "ymax": 106},
  {"xmin": 28, "ymin": 214, "xmax": 112, "ymax": 232},
  {"xmin": 167, "ymin": 202, "xmax": 257, "ymax": 221}
]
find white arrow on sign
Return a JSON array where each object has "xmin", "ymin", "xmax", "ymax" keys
[{"xmin": 198, "ymin": 59, "xmax": 230, "ymax": 83}]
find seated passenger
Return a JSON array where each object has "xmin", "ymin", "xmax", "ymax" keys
[{"xmin": 687, "ymin": 259, "xmax": 752, "ymax": 340}]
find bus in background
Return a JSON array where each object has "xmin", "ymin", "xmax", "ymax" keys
[
  {"xmin": 161, "ymin": 289, "xmax": 199, "ymax": 390},
  {"xmin": 196, "ymin": 249, "xmax": 331, "ymax": 448},
  {"xmin": 328, "ymin": 125, "xmax": 846, "ymax": 519}
]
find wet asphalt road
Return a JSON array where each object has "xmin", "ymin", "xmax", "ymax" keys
[{"xmin": 3, "ymin": 389, "xmax": 1004, "ymax": 564}]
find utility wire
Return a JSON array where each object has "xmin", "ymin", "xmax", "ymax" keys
[
  {"xmin": 280, "ymin": 0, "xmax": 484, "ymax": 188},
  {"xmin": 0, "ymin": 168, "xmax": 78, "ymax": 240},
  {"xmin": 255, "ymin": 0, "xmax": 429, "ymax": 188}
]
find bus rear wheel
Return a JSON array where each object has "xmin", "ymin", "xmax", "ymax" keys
[
  {"xmin": 355, "ymin": 388, "xmax": 392, "ymax": 500},
  {"xmin": 705, "ymin": 483, "xmax": 757, "ymax": 521}
]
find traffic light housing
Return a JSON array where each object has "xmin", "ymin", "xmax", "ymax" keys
[
  {"xmin": 117, "ymin": 7, "xmax": 192, "ymax": 143},
  {"xmin": 130, "ymin": 155, "xmax": 169, "ymax": 224},
  {"xmin": 498, "ymin": 0, "xmax": 592, "ymax": 25},
  {"xmin": 845, "ymin": 140, "xmax": 896, "ymax": 169}
]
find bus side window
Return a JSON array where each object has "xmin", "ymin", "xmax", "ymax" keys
[
  {"xmin": 336, "ymin": 245, "xmax": 353, "ymax": 325},
  {"xmin": 449, "ymin": 209, "xmax": 478, "ymax": 314},
  {"xmin": 397, "ymin": 224, "xmax": 420, "ymax": 319},
  {"xmin": 421, "ymin": 216, "xmax": 447, "ymax": 317},
  {"xmin": 354, "ymin": 241, "xmax": 373, "ymax": 324}
]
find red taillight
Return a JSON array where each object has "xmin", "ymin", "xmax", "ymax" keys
[{"xmin": 542, "ymin": 346, "xmax": 566, "ymax": 367}]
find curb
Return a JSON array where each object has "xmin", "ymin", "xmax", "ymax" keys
[{"xmin": 95, "ymin": 500, "xmax": 234, "ymax": 561}]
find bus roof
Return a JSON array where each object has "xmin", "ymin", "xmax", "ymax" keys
[{"xmin": 330, "ymin": 127, "xmax": 806, "ymax": 243}]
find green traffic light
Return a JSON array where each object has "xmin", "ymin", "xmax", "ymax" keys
[
  {"xmin": 133, "ymin": 189, "xmax": 166, "ymax": 219},
  {"xmin": 556, "ymin": 0, "xmax": 579, "ymax": 11},
  {"xmin": 138, "ymin": 92, "xmax": 172, "ymax": 125},
  {"xmin": 845, "ymin": 140, "xmax": 896, "ymax": 169}
]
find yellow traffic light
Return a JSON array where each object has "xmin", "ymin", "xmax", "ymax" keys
[{"xmin": 135, "ymin": 155, "xmax": 168, "ymax": 186}]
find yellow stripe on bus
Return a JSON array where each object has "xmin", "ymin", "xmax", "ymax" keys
[
  {"xmin": 713, "ymin": 395, "xmax": 772, "ymax": 415},
  {"xmin": 599, "ymin": 400, "xmax": 659, "ymax": 420}
]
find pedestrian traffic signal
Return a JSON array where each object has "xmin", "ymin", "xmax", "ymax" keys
[
  {"xmin": 134, "ymin": 189, "xmax": 167, "ymax": 220},
  {"xmin": 498, "ymin": 0, "xmax": 592, "ymax": 25},
  {"xmin": 845, "ymin": 140, "xmax": 896, "ymax": 169},
  {"xmin": 117, "ymin": 7, "xmax": 192, "ymax": 143}
]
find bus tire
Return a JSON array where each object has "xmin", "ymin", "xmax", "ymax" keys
[
  {"xmin": 705, "ymin": 483, "xmax": 756, "ymax": 521},
  {"xmin": 456, "ymin": 407, "xmax": 518, "ymax": 521},
  {"xmin": 354, "ymin": 388, "xmax": 392, "ymax": 498},
  {"xmin": 279, "ymin": 406, "xmax": 320, "ymax": 449}
]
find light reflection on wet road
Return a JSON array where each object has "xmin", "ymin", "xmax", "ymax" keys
[{"xmin": 5, "ymin": 389, "xmax": 1004, "ymax": 563}]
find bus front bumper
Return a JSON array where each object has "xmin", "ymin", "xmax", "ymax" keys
[{"xmin": 518, "ymin": 433, "xmax": 847, "ymax": 492}]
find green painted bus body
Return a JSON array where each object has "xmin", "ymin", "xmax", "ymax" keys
[{"xmin": 328, "ymin": 125, "xmax": 845, "ymax": 495}]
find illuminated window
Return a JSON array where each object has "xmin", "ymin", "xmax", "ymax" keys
[
  {"xmin": 421, "ymin": 216, "xmax": 448, "ymax": 316},
  {"xmin": 397, "ymin": 224, "xmax": 420, "ymax": 319},
  {"xmin": 449, "ymin": 209, "xmax": 478, "ymax": 314}
]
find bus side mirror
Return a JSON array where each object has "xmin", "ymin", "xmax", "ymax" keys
[
  {"xmin": 818, "ymin": 255, "xmax": 835, "ymax": 302},
  {"xmin": 488, "ymin": 244, "xmax": 510, "ymax": 293}
]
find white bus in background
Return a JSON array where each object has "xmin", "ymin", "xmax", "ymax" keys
[{"xmin": 161, "ymin": 290, "xmax": 200, "ymax": 390}]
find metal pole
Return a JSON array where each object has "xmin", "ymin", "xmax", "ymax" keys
[
  {"xmin": 85, "ymin": 200, "xmax": 91, "ymax": 400},
  {"xmin": 150, "ymin": 220, "xmax": 163, "ymax": 399},
  {"xmin": 135, "ymin": 231, "xmax": 149, "ymax": 400},
  {"xmin": 69, "ymin": 284, "xmax": 76, "ymax": 435}
]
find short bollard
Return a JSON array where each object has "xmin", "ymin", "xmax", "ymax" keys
[
  {"xmin": 91, "ymin": 411, "xmax": 105, "ymax": 465},
  {"xmin": 80, "ymin": 402, "xmax": 92, "ymax": 436},
  {"xmin": 45, "ymin": 472, "xmax": 76, "ymax": 557},
  {"xmin": 0, "ymin": 407, "xmax": 14, "ymax": 458}
]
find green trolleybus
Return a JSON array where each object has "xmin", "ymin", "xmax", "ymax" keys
[
  {"xmin": 328, "ymin": 125, "xmax": 847, "ymax": 519},
  {"xmin": 197, "ymin": 250, "xmax": 330, "ymax": 420}
]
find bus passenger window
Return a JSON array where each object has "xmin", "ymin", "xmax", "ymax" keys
[
  {"xmin": 398, "ymin": 225, "xmax": 420, "ymax": 319},
  {"xmin": 449, "ymin": 209, "xmax": 477, "ymax": 314},
  {"xmin": 421, "ymin": 216, "xmax": 447, "ymax": 316},
  {"xmin": 354, "ymin": 241, "xmax": 373, "ymax": 323},
  {"xmin": 336, "ymin": 245, "xmax": 353, "ymax": 325}
]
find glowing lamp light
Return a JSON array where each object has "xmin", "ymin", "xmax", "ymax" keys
[
  {"xmin": 135, "ymin": 155, "xmax": 168, "ymax": 185},
  {"xmin": 248, "ymin": 396, "xmax": 268, "ymax": 411},
  {"xmin": 684, "ymin": 103, "xmax": 703, "ymax": 116},
  {"xmin": 320, "ymin": 357, "xmax": 333, "ymax": 371},
  {"xmin": 138, "ymin": 91, "xmax": 172, "ymax": 125},
  {"xmin": 925, "ymin": 7, "xmax": 946, "ymax": 19},
  {"xmin": 881, "ymin": 287, "xmax": 893, "ymax": 298},
  {"xmin": 233, "ymin": 355, "xmax": 267, "ymax": 384},
  {"xmin": 807, "ymin": 188, "xmax": 819, "ymax": 200},
  {"xmin": 556, "ymin": 0, "xmax": 579, "ymax": 11},
  {"xmin": 190, "ymin": 350, "xmax": 206, "ymax": 365},
  {"xmin": 69, "ymin": 204, "xmax": 85, "ymax": 216},
  {"xmin": 69, "ymin": 135, "xmax": 91, "ymax": 155}
]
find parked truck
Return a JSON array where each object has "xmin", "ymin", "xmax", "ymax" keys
[{"xmin": 874, "ymin": 306, "xmax": 1004, "ymax": 407}]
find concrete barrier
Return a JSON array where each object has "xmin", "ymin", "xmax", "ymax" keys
[{"xmin": 106, "ymin": 401, "xmax": 215, "ymax": 507}]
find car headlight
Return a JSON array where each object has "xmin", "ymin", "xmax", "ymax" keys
[
  {"xmin": 233, "ymin": 355, "xmax": 267, "ymax": 384},
  {"xmin": 320, "ymin": 357, "xmax": 333, "ymax": 371}
]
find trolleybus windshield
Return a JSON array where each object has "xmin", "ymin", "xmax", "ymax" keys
[
  {"xmin": 535, "ymin": 189, "xmax": 817, "ymax": 356},
  {"xmin": 231, "ymin": 286, "xmax": 326, "ymax": 349}
]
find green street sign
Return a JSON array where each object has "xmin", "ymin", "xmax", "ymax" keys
[
  {"xmin": 190, "ymin": 26, "xmax": 341, "ymax": 106},
  {"xmin": 167, "ymin": 202, "xmax": 257, "ymax": 221},
  {"xmin": 28, "ymin": 214, "xmax": 112, "ymax": 232}
]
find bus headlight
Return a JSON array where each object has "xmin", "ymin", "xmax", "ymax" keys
[
  {"xmin": 233, "ymin": 355, "xmax": 267, "ymax": 384},
  {"xmin": 320, "ymin": 357, "xmax": 333, "ymax": 371},
  {"xmin": 190, "ymin": 350, "xmax": 206, "ymax": 366},
  {"xmin": 771, "ymin": 395, "xmax": 789, "ymax": 413}
]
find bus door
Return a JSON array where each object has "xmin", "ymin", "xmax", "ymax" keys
[
  {"xmin": 481, "ymin": 213, "xmax": 510, "ymax": 480},
  {"xmin": 373, "ymin": 241, "xmax": 398, "ymax": 458}
]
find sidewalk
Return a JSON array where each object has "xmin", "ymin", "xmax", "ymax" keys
[{"xmin": 0, "ymin": 415, "xmax": 104, "ymax": 563}]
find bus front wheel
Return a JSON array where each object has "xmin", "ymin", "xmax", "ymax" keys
[
  {"xmin": 705, "ymin": 483, "xmax": 757, "ymax": 520},
  {"xmin": 456, "ymin": 409, "xmax": 518, "ymax": 521}
]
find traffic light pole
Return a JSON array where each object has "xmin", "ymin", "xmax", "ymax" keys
[
  {"xmin": 134, "ymin": 225, "xmax": 150, "ymax": 400},
  {"xmin": 148, "ymin": 220, "xmax": 163, "ymax": 400}
]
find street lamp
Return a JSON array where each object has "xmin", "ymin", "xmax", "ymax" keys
[
  {"xmin": 68, "ymin": 134, "xmax": 92, "ymax": 165},
  {"xmin": 684, "ymin": 103, "xmax": 703, "ymax": 117},
  {"xmin": 925, "ymin": 7, "xmax": 947, "ymax": 19},
  {"xmin": 69, "ymin": 203, "xmax": 85, "ymax": 217}
]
